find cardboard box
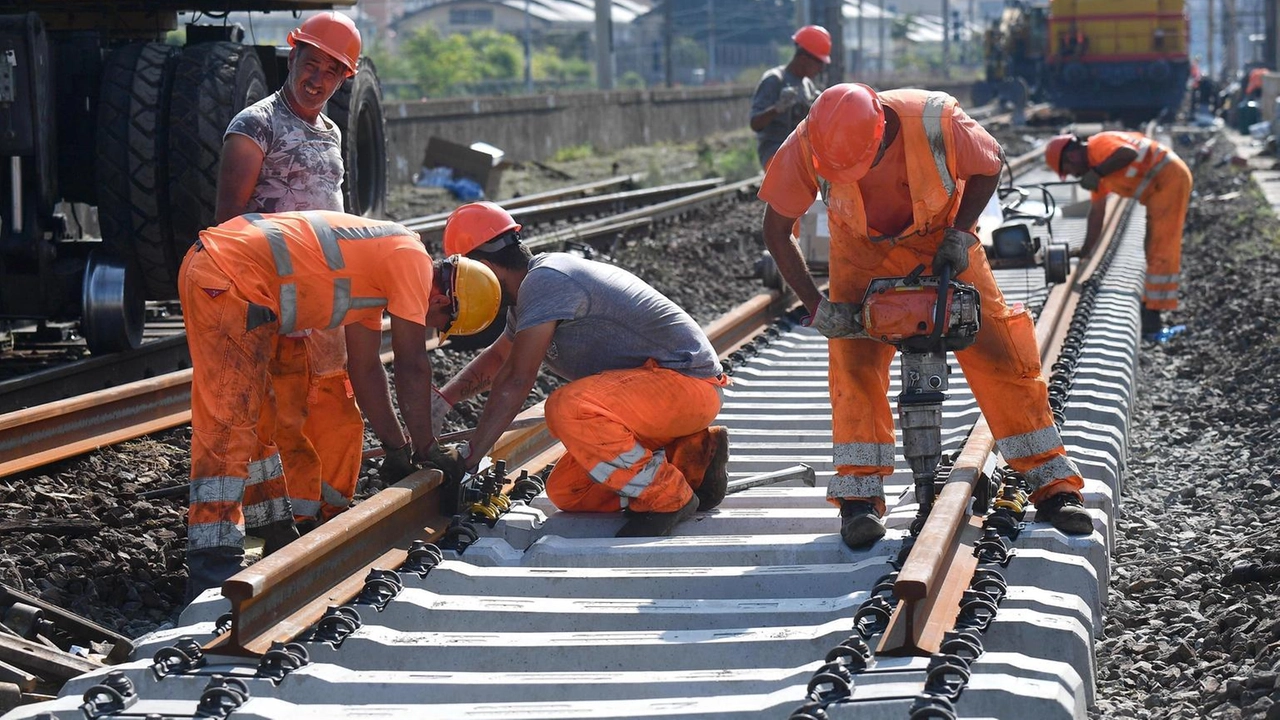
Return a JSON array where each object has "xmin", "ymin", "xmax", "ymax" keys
[{"xmin": 422, "ymin": 137, "xmax": 506, "ymax": 199}]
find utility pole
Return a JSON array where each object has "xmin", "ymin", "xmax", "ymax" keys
[
  {"xmin": 942, "ymin": 0, "xmax": 951, "ymax": 78},
  {"xmin": 1225, "ymin": 0, "xmax": 1238, "ymax": 78},
  {"xmin": 1208, "ymin": 0, "xmax": 1215, "ymax": 77},
  {"xmin": 824, "ymin": 0, "xmax": 846, "ymax": 83},
  {"xmin": 707, "ymin": 0, "xmax": 716, "ymax": 82},
  {"xmin": 664, "ymin": 0, "xmax": 674, "ymax": 87},
  {"xmin": 524, "ymin": 0, "xmax": 533, "ymax": 93},
  {"xmin": 879, "ymin": 0, "xmax": 887, "ymax": 81},
  {"xmin": 595, "ymin": 0, "xmax": 614, "ymax": 90},
  {"xmin": 858, "ymin": 0, "xmax": 866, "ymax": 76},
  {"xmin": 1266, "ymin": 0, "xmax": 1277, "ymax": 70}
]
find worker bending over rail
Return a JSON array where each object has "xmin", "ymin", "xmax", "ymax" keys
[
  {"xmin": 432, "ymin": 201, "xmax": 732, "ymax": 537},
  {"xmin": 179, "ymin": 210, "xmax": 500, "ymax": 599},
  {"xmin": 213, "ymin": 11, "xmax": 365, "ymax": 545},
  {"xmin": 759, "ymin": 83, "xmax": 1093, "ymax": 549},
  {"xmin": 1045, "ymin": 132, "xmax": 1192, "ymax": 337}
]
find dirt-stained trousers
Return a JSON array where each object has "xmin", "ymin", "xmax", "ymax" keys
[
  {"xmin": 262, "ymin": 329, "xmax": 364, "ymax": 523},
  {"xmin": 825, "ymin": 231, "xmax": 1084, "ymax": 514},
  {"xmin": 178, "ymin": 246, "xmax": 291, "ymax": 594},
  {"xmin": 544, "ymin": 360, "xmax": 727, "ymax": 514},
  {"xmin": 1142, "ymin": 156, "xmax": 1192, "ymax": 312}
]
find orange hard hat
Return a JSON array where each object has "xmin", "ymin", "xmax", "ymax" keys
[
  {"xmin": 443, "ymin": 201, "xmax": 523, "ymax": 256},
  {"xmin": 1044, "ymin": 134, "xmax": 1078, "ymax": 179},
  {"xmin": 288, "ymin": 11, "xmax": 361, "ymax": 76},
  {"xmin": 792, "ymin": 25, "xmax": 832, "ymax": 64},
  {"xmin": 805, "ymin": 83, "xmax": 885, "ymax": 184}
]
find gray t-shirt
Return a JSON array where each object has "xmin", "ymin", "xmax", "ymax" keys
[
  {"xmin": 750, "ymin": 66, "xmax": 821, "ymax": 167},
  {"xmin": 507, "ymin": 253, "xmax": 720, "ymax": 382},
  {"xmin": 224, "ymin": 91, "xmax": 344, "ymax": 213}
]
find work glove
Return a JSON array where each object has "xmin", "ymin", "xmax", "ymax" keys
[
  {"xmin": 380, "ymin": 442, "xmax": 420, "ymax": 484},
  {"xmin": 431, "ymin": 387, "xmax": 452, "ymax": 438},
  {"xmin": 418, "ymin": 442, "xmax": 470, "ymax": 487},
  {"xmin": 773, "ymin": 86, "xmax": 800, "ymax": 113},
  {"xmin": 932, "ymin": 227, "xmax": 978, "ymax": 277},
  {"xmin": 1079, "ymin": 169, "xmax": 1102, "ymax": 191},
  {"xmin": 809, "ymin": 297, "xmax": 866, "ymax": 339}
]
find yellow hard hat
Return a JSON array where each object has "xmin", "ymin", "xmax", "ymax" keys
[{"xmin": 439, "ymin": 254, "xmax": 501, "ymax": 339}]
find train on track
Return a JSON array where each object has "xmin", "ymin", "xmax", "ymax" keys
[
  {"xmin": 0, "ymin": 1, "xmax": 386, "ymax": 356},
  {"xmin": 975, "ymin": 0, "xmax": 1191, "ymax": 124}
]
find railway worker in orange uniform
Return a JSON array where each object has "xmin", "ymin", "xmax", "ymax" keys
[
  {"xmin": 1044, "ymin": 132, "xmax": 1192, "ymax": 337},
  {"xmin": 179, "ymin": 210, "xmax": 500, "ymax": 598},
  {"xmin": 430, "ymin": 201, "xmax": 732, "ymax": 537},
  {"xmin": 750, "ymin": 25, "xmax": 830, "ymax": 168},
  {"xmin": 759, "ymin": 83, "xmax": 1093, "ymax": 549},
  {"xmin": 213, "ymin": 12, "xmax": 366, "ymax": 547}
]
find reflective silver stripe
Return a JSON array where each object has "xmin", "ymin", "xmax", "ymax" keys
[
  {"xmin": 1146, "ymin": 272, "xmax": 1180, "ymax": 284},
  {"xmin": 245, "ymin": 214, "xmax": 294, "ymax": 277},
  {"xmin": 617, "ymin": 451, "xmax": 666, "ymax": 499},
  {"xmin": 244, "ymin": 497, "xmax": 293, "ymax": 528},
  {"xmin": 589, "ymin": 443, "xmax": 649, "ymax": 484},
  {"xmin": 1132, "ymin": 153, "xmax": 1171, "ymax": 200},
  {"xmin": 1145, "ymin": 289, "xmax": 1179, "ymax": 300},
  {"xmin": 995, "ymin": 425, "xmax": 1064, "ymax": 462},
  {"xmin": 321, "ymin": 482, "xmax": 351, "ymax": 509},
  {"xmin": 1018, "ymin": 455, "xmax": 1081, "ymax": 492},
  {"xmin": 922, "ymin": 93, "xmax": 956, "ymax": 198},
  {"xmin": 833, "ymin": 441, "xmax": 896, "ymax": 468},
  {"xmin": 826, "ymin": 474, "xmax": 886, "ymax": 501},
  {"xmin": 280, "ymin": 283, "xmax": 298, "ymax": 334},
  {"xmin": 328, "ymin": 278, "xmax": 387, "ymax": 329},
  {"xmin": 289, "ymin": 498, "xmax": 322, "ymax": 519},
  {"xmin": 331, "ymin": 222, "xmax": 416, "ymax": 241},
  {"xmin": 247, "ymin": 453, "xmax": 284, "ymax": 484},
  {"xmin": 302, "ymin": 211, "xmax": 345, "ymax": 271},
  {"xmin": 1132, "ymin": 138, "xmax": 1151, "ymax": 163},
  {"xmin": 187, "ymin": 521, "xmax": 245, "ymax": 551},
  {"xmin": 190, "ymin": 475, "xmax": 246, "ymax": 504}
]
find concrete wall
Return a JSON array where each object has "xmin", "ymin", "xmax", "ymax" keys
[{"xmin": 383, "ymin": 81, "xmax": 974, "ymax": 184}]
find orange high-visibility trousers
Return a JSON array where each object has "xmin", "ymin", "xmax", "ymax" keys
[
  {"xmin": 1142, "ymin": 156, "xmax": 1192, "ymax": 312},
  {"xmin": 825, "ymin": 232, "xmax": 1084, "ymax": 511},
  {"xmin": 265, "ymin": 330, "xmax": 364, "ymax": 523},
  {"xmin": 544, "ymin": 362, "xmax": 726, "ymax": 514},
  {"xmin": 178, "ymin": 247, "xmax": 292, "ymax": 555}
]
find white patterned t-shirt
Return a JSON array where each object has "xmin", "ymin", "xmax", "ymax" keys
[{"xmin": 224, "ymin": 91, "xmax": 344, "ymax": 213}]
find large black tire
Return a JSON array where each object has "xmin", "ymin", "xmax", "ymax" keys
[
  {"xmin": 326, "ymin": 58, "xmax": 387, "ymax": 217},
  {"xmin": 167, "ymin": 41, "xmax": 267, "ymax": 296},
  {"xmin": 96, "ymin": 42, "xmax": 180, "ymax": 300}
]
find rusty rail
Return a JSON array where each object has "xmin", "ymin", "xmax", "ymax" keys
[
  {"xmin": 877, "ymin": 183, "xmax": 1134, "ymax": 656},
  {"xmin": 208, "ymin": 289, "xmax": 791, "ymax": 657}
]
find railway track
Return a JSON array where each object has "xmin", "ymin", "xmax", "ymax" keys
[{"xmin": 3, "ymin": 145, "xmax": 1151, "ymax": 718}]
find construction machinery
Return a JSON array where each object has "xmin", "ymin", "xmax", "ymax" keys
[
  {"xmin": 0, "ymin": 2, "xmax": 386, "ymax": 355},
  {"xmin": 860, "ymin": 264, "xmax": 981, "ymax": 530},
  {"xmin": 980, "ymin": 182, "xmax": 1073, "ymax": 283}
]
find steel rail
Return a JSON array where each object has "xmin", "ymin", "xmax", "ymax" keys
[
  {"xmin": 878, "ymin": 179, "xmax": 1136, "ymax": 656},
  {"xmin": 393, "ymin": 173, "xmax": 643, "ymax": 229},
  {"xmin": 209, "ymin": 288, "xmax": 793, "ymax": 657},
  {"xmin": 405, "ymin": 178, "xmax": 725, "ymax": 246}
]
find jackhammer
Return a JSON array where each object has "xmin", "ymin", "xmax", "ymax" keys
[{"xmin": 860, "ymin": 263, "xmax": 980, "ymax": 532}]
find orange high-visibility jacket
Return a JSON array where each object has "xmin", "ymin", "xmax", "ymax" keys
[
  {"xmin": 197, "ymin": 211, "xmax": 433, "ymax": 333},
  {"xmin": 1086, "ymin": 131, "xmax": 1174, "ymax": 203},
  {"xmin": 805, "ymin": 90, "xmax": 964, "ymax": 242}
]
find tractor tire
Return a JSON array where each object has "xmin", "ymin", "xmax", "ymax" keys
[
  {"xmin": 167, "ymin": 41, "xmax": 267, "ymax": 296},
  {"xmin": 96, "ymin": 42, "xmax": 180, "ymax": 300},
  {"xmin": 326, "ymin": 57, "xmax": 387, "ymax": 217}
]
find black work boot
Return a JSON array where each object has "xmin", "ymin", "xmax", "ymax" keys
[
  {"xmin": 1140, "ymin": 307, "xmax": 1163, "ymax": 337},
  {"xmin": 616, "ymin": 494, "xmax": 699, "ymax": 538},
  {"xmin": 1035, "ymin": 492, "xmax": 1093, "ymax": 535},
  {"xmin": 839, "ymin": 500, "xmax": 886, "ymax": 549},
  {"xmin": 185, "ymin": 547, "xmax": 245, "ymax": 604},
  {"xmin": 252, "ymin": 518, "xmax": 301, "ymax": 555},
  {"xmin": 695, "ymin": 426, "xmax": 730, "ymax": 511}
]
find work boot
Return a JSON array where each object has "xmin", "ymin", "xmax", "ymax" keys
[
  {"xmin": 839, "ymin": 500, "xmax": 886, "ymax": 549},
  {"xmin": 252, "ymin": 518, "xmax": 301, "ymax": 555},
  {"xmin": 695, "ymin": 426, "xmax": 730, "ymax": 511},
  {"xmin": 1141, "ymin": 307, "xmax": 1163, "ymax": 337},
  {"xmin": 616, "ymin": 494, "xmax": 699, "ymax": 538},
  {"xmin": 185, "ymin": 547, "xmax": 244, "ymax": 604},
  {"xmin": 1035, "ymin": 492, "xmax": 1093, "ymax": 535}
]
